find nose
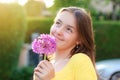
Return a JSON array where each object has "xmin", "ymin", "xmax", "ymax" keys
[{"xmin": 56, "ymin": 26, "xmax": 64, "ymax": 35}]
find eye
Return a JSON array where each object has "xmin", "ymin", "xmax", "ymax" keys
[
  {"xmin": 66, "ymin": 27, "xmax": 73, "ymax": 33},
  {"xmin": 54, "ymin": 20, "xmax": 61, "ymax": 25},
  {"xmin": 55, "ymin": 21, "xmax": 60, "ymax": 24},
  {"xmin": 54, "ymin": 21, "xmax": 61, "ymax": 27}
]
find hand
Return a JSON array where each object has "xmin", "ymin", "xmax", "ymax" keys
[{"xmin": 33, "ymin": 60, "xmax": 55, "ymax": 80}]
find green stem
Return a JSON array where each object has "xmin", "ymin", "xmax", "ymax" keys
[{"xmin": 44, "ymin": 54, "xmax": 46, "ymax": 60}]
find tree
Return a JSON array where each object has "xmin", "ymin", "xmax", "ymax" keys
[
  {"xmin": 111, "ymin": 0, "xmax": 120, "ymax": 20},
  {"xmin": 51, "ymin": 0, "xmax": 91, "ymax": 12},
  {"xmin": 0, "ymin": 3, "xmax": 27, "ymax": 79},
  {"xmin": 24, "ymin": 0, "xmax": 46, "ymax": 17},
  {"xmin": 107, "ymin": 0, "xmax": 120, "ymax": 20}
]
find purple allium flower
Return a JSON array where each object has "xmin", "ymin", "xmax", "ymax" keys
[{"xmin": 32, "ymin": 34, "xmax": 56, "ymax": 55}]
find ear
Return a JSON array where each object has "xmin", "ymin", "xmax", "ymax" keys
[{"xmin": 76, "ymin": 40, "xmax": 81, "ymax": 45}]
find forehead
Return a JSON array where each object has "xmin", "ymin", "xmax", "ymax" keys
[{"xmin": 55, "ymin": 11, "xmax": 76, "ymax": 27}]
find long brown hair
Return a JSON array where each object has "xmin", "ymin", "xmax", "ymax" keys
[{"xmin": 57, "ymin": 7, "xmax": 96, "ymax": 67}]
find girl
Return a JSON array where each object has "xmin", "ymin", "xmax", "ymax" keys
[{"xmin": 34, "ymin": 7, "xmax": 97, "ymax": 80}]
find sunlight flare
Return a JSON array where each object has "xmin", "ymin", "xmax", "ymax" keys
[
  {"xmin": 43, "ymin": 0, "xmax": 54, "ymax": 8},
  {"xmin": 0, "ymin": 0, "xmax": 27, "ymax": 6},
  {"xmin": 0, "ymin": 0, "xmax": 54, "ymax": 7}
]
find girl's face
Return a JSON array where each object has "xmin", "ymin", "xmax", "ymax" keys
[{"xmin": 50, "ymin": 11, "xmax": 79, "ymax": 51}]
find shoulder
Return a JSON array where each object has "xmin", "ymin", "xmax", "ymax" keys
[
  {"xmin": 72, "ymin": 53, "xmax": 89, "ymax": 58},
  {"xmin": 71, "ymin": 53, "xmax": 90, "ymax": 61},
  {"xmin": 70, "ymin": 53, "xmax": 97, "ymax": 80},
  {"xmin": 70, "ymin": 53, "xmax": 92, "ymax": 65}
]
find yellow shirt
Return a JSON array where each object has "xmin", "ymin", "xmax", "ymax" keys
[{"xmin": 51, "ymin": 53, "xmax": 97, "ymax": 80}]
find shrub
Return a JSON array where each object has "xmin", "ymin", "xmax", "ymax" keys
[
  {"xmin": 25, "ymin": 18, "xmax": 120, "ymax": 61},
  {"xmin": 94, "ymin": 21, "xmax": 120, "ymax": 61},
  {"xmin": 10, "ymin": 67, "xmax": 34, "ymax": 80},
  {"xmin": 0, "ymin": 3, "xmax": 27, "ymax": 79},
  {"xmin": 25, "ymin": 18, "xmax": 53, "ymax": 43}
]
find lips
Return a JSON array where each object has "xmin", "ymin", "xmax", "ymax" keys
[{"xmin": 53, "ymin": 34, "xmax": 64, "ymax": 41}]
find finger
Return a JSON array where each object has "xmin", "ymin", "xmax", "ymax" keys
[
  {"xmin": 37, "ymin": 60, "xmax": 46, "ymax": 68},
  {"xmin": 33, "ymin": 74, "xmax": 39, "ymax": 80},
  {"xmin": 35, "ymin": 67, "xmax": 45, "ymax": 75},
  {"xmin": 34, "ymin": 72, "xmax": 43, "ymax": 80},
  {"xmin": 38, "ymin": 60, "xmax": 50, "ymax": 72},
  {"xmin": 44, "ymin": 60, "xmax": 54, "ymax": 70},
  {"xmin": 34, "ymin": 67, "xmax": 40, "ymax": 73},
  {"xmin": 37, "ymin": 60, "xmax": 54, "ymax": 75}
]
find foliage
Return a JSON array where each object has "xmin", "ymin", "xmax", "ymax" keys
[
  {"xmin": 0, "ymin": 3, "xmax": 27, "ymax": 79},
  {"xmin": 106, "ymin": 0, "xmax": 120, "ymax": 5},
  {"xmin": 25, "ymin": 18, "xmax": 120, "ymax": 61},
  {"xmin": 25, "ymin": 18, "xmax": 53, "ymax": 43},
  {"xmin": 10, "ymin": 67, "xmax": 34, "ymax": 80},
  {"xmin": 94, "ymin": 21, "xmax": 120, "ymax": 61},
  {"xmin": 24, "ymin": 0, "xmax": 46, "ymax": 17},
  {"xmin": 50, "ymin": 0, "xmax": 91, "ymax": 12},
  {"xmin": 105, "ymin": 0, "xmax": 120, "ymax": 20}
]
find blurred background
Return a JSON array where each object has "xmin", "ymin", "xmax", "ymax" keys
[{"xmin": 0, "ymin": 0, "xmax": 120, "ymax": 80}]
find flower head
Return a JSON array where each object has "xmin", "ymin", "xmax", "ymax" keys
[{"xmin": 32, "ymin": 34, "xmax": 56, "ymax": 55}]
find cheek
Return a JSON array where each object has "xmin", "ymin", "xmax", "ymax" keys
[
  {"xmin": 66, "ymin": 35, "xmax": 78, "ymax": 43},
  {"xmin": 50, "ymin": 25, "xmax": 55, "ymax": 34}
]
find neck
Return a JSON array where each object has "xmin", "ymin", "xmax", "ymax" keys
[
  {"xmin": 54, "ymin": 49, "xmax": 71, "ymax": 61},
  {"xmin": 51, "ymin": 50, "xmax": 71, "ymax": 72}
]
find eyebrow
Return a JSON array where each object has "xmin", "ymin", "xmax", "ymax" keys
[
  {"xmin": 57, "ymin": 19, "xmax": 62, "ymax": 23},
  {"xmin": 57, "ymin": 19, "xmax": 75, "ymax": 29}
]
